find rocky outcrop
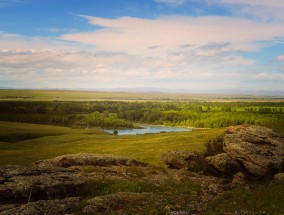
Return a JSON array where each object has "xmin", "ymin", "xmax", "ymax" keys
[
  {"xmin": 206, "ymin": 125, "xmax": 284, "ymax": 178},
  {"xmin": 163, "ymin": 125, "xmax": 284, "ymax": 180},
  {"xmin": 82, "ymin": 192, "xmax": 147, "ymax": 214},
  {"xmin": 0, "ymin": 197, "xmax": 79, "ymax": 215},
  {"xmin": 206, "ymin": 153, "xmax": 241, "ymax": 176},
  {"xmin": 161, "ymin": 151, "xmax": 197, "ymax": 169},
  {"xmin": 224, "ymin": 125, "xmax": 284, "ymax": 176},
  {"xmin": 0, "ymin": 153, "xmax": 225, "ymax": 215},
  {"xmin": 34, "ymin": 153, "xmax": 149, "ymax": 168},
  {"xmin": 0, "ymin": 154, "xmax": 150, "ymax": 206},
  {"xmin": 161, "ymin": 151, "xmax": 206, "ymax": 172}
]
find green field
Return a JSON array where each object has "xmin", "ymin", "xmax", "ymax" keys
[
  {"xmin": 1, "ymin": 89, "xmax": 283, "ymax": 102},
  {"xmin": 0, "ymin": 121, "xmax": 225, "ymax": 166}
]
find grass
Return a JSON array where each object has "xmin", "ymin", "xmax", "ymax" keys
[
  {"xmin": 204, "ymin": 182, "xmax": 284, "ymax": 215},
  {"xmin": 78, "ymin": 178, "xmax": 201, "ymax": 214},
  {"xmin": 262, "ymin": 120, "xmax": 284, "ymax": 136},
  {"xmin": 0, "ymin": 121, "xmax": 72, "ymax": 143},
  {"xmin": 1, "ymin": 89, "xmax": 283, "ymax": 102},
  {"xmin": 0, "ymin": 121, "xmax": 225, "ymax": 166},
  {"xmin": 80, "ymin": 179, "xmax": 157, "ymax": 198}
]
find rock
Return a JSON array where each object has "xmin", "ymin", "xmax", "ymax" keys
[
  {"xmin": 161, "ymin": 151, "xmax": 194, "ymax": 169},
  {"xmin": 224, "ymin": 125, "xmax": 284, "ymax": 176},
  {"xmin": 274, "ymin": 173, "xmax": 284, "ymax": 182},
  {"xmin": 0, "ymin": 204, "xmax": 18, "ymax": 213},
  {"xmin": 0, "ymin": 166, "xmax": 84, "ymax": 204},
  {"xmin": 161, "ymin": 151, "xmax": 205, "ymax": 171},
  {"xmin": 82, "ymin": 192, "xmax": 146, "ymax": 214},
  {"xmin": 0, "ymin": 152, "xmax": 241, "ymax": 214},
  {"xmin": 0, "ymin": 197, "xmax": 79, "ymax": 215},
  {"xmin": 206, "ymin": 153, "xmax": 241, "ymax": 176},
  {"xmin": 232, "ymin": 172, "xmax": 246, "ymax": 185},
  {"xmin": 34, "ymin": 153, "xmax": 149, "ymax": 169},
  {"xmin": 0, "ymin": 153, "xmax": 150, "ymax": 206}
]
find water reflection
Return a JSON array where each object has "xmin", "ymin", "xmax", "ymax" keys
[{"xmin": 105, "ymin": 125, "xmax": 192, "ymax": 135}]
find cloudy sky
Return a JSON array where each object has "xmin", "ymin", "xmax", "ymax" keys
[{"xmin": 0, "ymin": 0, "xmax": 284, "ymax": 93}]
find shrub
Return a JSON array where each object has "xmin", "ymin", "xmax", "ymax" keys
[{"xmin": 203, "ymin": 134, "xmax": 224, "ymax": 157}]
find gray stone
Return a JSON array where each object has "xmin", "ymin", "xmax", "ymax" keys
[
  {"xmin": 161, "ymin": 151, "xmax": 204, "ymax": 171},
  {"xmin": 206, "ymin": 153, "xmax": 241, "ymax": 176},
  {"xmin": 224, "ymin": 125, "xmax": 284, "ymax": 176}
]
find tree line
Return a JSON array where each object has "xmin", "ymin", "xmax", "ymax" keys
[{"xmin": 0, "ymin": 101, "xmax": 283, "ymax": 128}]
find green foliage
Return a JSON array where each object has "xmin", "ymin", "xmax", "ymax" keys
[
  {"xmin": 262, "ymin": 120, "xmax": 284, "ymax": 136},
  {"xmin": 203, "ymin": 134, "xmax": 225, "ymax": 157},
  {"xmin": 204, "ymin": 182, "xmax": 284, "ymax": 215},
  {"xmin": 0, "ymin": 100, "xmax": 283, "ymax": 129}
]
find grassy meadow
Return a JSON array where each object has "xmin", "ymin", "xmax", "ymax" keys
[
  {"xmin": 1, "ymin": 89, "xmax": 283, "ymax": 102},
  {"xmin": 0, "ymin": 121, "xmax": 224, "ymax": 166}
]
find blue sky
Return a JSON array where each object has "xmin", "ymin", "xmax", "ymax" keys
[{"xmin": 0, "ymin": 0, "xmax": 284, "ymax": 94}]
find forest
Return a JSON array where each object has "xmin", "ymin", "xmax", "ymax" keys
[{"xmin": 0, "ymin": 100, "xmax": 283, "ymax": 129}]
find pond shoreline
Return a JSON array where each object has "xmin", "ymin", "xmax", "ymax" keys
[{"xmin": 104, "ymin": 124, "xmax": 193, "ymax": 135}]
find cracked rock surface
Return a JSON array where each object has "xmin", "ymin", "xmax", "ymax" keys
[{"xmin": 207, "ymin": 125, "xmax": 284, "ymax": 177}]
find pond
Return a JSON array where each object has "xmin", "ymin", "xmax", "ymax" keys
[{"xmin": 104, "ymin": 125, "xmax": 192, "ymax": 135}]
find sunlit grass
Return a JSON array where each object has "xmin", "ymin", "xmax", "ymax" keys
[
  {"xmin": 1, "ymin": 89, "xmax": 282, "ymax": 102},
  {"xmin": 0, "ymin": 121, "xmax": 224, "ymax": 166}
]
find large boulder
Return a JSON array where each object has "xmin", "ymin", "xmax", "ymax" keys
[{"xmin": 223, "ymin": 125, "xmax": 284, "ymax": 176}]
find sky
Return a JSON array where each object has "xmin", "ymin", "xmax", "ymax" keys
[{"xmin": 0, "ymin": 0, "xmax": 284, "ymax": 94}]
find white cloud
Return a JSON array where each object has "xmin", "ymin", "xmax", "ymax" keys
[
  {"xmin": 277, "ymin": 55, "xmax": 284, "ymax": 62},
  {"xmin": 154, "ymin": 0, "xmax": 187, "ymax": 6},
  {"xmin": 254, "ymin": 72, "xmax": 284, "ymax": 80},
  {"xmin": 0, "ymin": 0, "xmax": 25, "ymax": 7},
  {"xmin": 214, "ymin": 0, "xmax": 284, "ymax": 8},
  {"xmin": 62, "ymin": 15, "xmax": 284, "ymax": 56},
  {"xmin": 1, "ymin": 9, "xmax": 284, "ymax": 91}
]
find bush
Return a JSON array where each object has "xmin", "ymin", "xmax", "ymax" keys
[{"xmin": 204, "ymin": 134, "xmax": 224, "ymax": 157}]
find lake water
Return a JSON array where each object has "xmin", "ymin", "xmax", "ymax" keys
[{"xmin": 104, "ymin": 125, "xmax": 192, "ymax": 135}]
